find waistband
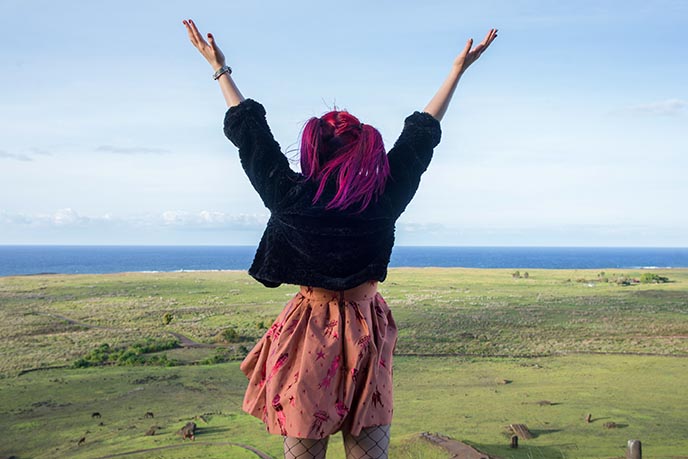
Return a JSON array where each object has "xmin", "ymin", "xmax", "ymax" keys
[{"xmin": 299, "ymin": 281, "xmax": 378, "ymax": 303}]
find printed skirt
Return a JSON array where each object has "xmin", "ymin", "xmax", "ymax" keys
[{"xmin": 240, "ymin": 281, "xmax": 397, "ymax": 439}]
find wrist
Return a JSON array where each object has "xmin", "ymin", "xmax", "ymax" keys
[
  {"xmin": 212, "ymin": 65, "xmax": 232, "ymax": 80},
  {"xmin": 211, "ymin": 61, "xmax": 226, "ymax": 72},
  {"xmin": 450, "ymin": 65, "xmax": 465, "ymax": 78}
]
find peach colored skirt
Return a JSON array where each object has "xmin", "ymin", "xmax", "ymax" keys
[{"xmin": 240, "ymin": 281, "xmax": 397, "ymax": 439}]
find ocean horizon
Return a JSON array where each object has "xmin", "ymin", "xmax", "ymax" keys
[{"xmin": 1, "ymin": 245, "xmax": 687, "ymax": 277}]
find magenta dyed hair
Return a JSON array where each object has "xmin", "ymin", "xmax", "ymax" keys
[{"xmin": 300, "ymin": 110, "xmax": 390, "ymax": 212}]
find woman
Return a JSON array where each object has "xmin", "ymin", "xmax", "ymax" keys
[{"xmin": 184, "ymin": 18, "xmax": 496, "ymax": 459}]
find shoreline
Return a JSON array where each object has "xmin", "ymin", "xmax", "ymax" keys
[{"xmin": 3, "ymin": 265, "xmax": 688, "ymax": 279}]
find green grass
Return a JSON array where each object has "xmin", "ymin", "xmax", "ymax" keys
[
  {"xmin": 1, "ymin": 356, "xmax": 687, "ymax": 458},
  {"xmin": 1, "ymin": 268, "xmax": 687, "ymax": 458}
]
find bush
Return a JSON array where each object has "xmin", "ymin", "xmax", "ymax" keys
[
  {"xmin": 220, "ymin": 327, "xmax": 239, "ymax": 343},
  {"xmin": 162, "ymin": 312, "xmax": 173, "ymax": 325},
  {"xmin": 72, "ymin": 337, "xmax": 180, "ymax": 368},
  {"xmin": 200, "ymin": 345, "xmax": 250, "ymax": 365},
  {"xmin": 640, "ymin": 273, "xmax": 669, "ymax": 284}
]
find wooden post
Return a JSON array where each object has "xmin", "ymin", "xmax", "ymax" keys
[
  {"xmin": 510, "ymin": 435, "xmax": 518, "ymax": 449},
  {"xmin": 626, "ymin": 440, "xmax": 641, "ymax": 459}
]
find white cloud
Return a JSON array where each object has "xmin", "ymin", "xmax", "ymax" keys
[
  {"xmin": 52, "ymin": 208, "xmax": 82, "ymax": 226},
  {"xmin": 627, "ymin": 99, "xmax": 687, "ymax": 116},
  {"xmin": 95, "ymin": 145, "xmax": 171, "ymax": 154},
  {"xmin": 0, "ymin": 149, "xmax": 32, "ymax": 162},
  {"xmin": 0, "ymin": 147, "xmax": 54, "ymax": 161},
  {"xmin": 0, "ymin": 209, "xmax": 268, "ymax": 231},
  {"xmin": 160, "ymin": 210, "xmax": 268, "ymax": 229}
]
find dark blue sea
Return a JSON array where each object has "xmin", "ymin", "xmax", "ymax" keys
[{"xmin": 1, "ymin": 246, "xmax": 687, "ymax": 277}]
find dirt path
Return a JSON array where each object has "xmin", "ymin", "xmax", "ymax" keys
[
  {"xmin": 167, "ymin": 331, "xmax": 217, "ymax": 348},
  {"xmin": 421, "ymin": 432, "xmax": 498, "ymax": 459},
  {"xmin": 91, "ymin": 441, "xmax": 273, "ymax": 459}
]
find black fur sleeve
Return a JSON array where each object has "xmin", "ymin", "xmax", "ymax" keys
[
  {"xmin": 385, "ymin": 111, "xmax": 442, "ymax": 216},
  {"xmin": 224, "ymin": 99, "xmax": 298, "ymax": 210}
]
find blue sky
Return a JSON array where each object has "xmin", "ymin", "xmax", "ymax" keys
[{"xmin": 1, "ymin": 0, "xmax": 686, "ymax": 246}]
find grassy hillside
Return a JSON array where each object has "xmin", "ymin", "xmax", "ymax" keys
[{"xmin": 1, "ymin": 268, "xmax": 687, "ymax": 458}]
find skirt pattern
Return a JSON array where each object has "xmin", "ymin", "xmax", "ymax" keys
[{"xmin": 240, "ymin": 281, "xmax": 397, "ymax": 439}]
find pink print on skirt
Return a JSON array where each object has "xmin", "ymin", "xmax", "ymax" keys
[{"xmin": 240, "ymin": 281, "xmax": 397, "ymax": 439}]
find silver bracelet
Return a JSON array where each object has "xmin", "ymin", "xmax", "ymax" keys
[{"xmin": 212, "ymin": 65, "xmax": 232, "ymax": 80}]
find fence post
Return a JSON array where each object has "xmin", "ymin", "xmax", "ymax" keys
[{"xmin": 626, "ymin": 440, "xmax": 641, "ymax": 459}]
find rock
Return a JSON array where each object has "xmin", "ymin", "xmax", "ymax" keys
[{"xmin": 177, "ymin": 421, "xmax": 196, "ymax": 440}]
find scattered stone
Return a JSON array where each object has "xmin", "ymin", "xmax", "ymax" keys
[
  {"xmin": 177, "ymin": 421, "xmax": 196, "ymax": 440},
  {"xmin": 496, "ymin": 379, "xmax": 512, "ymax": 385},
  {"xmin": 144, "ymin": 411, "xmax": 154, "ymax": 419},
  {"xmin": 77, "ymin": 436, "xmax": 86, "ymax": 446},
  {"xmin": 91, "ymin": 412, "xmax": 101, "ymax": 419},
  {"xmin": 98, "ymin": 422, "xmax": 105, "ymax": 427},
  {"xmin": 145, "ymin": 425, "xmax": 160, "ymax": 436},
  {"xmin": 603, "ymin": 422, "xmax": 618, "ymax": 429},
  {"xmin": 537, "ymin": 400, "xmax": 552, "ymax": 406},
  {"xmin": 585, "ymin": 413, "xmax": 592, "ymax": 423}
]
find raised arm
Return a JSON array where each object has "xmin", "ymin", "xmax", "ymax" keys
[
  {"xmin": 423, "ymin": 28, "xmax": 498, "ymax": 121},
  {"xmin": 183, "ymin": 19, "xmax": 245, "ymax": 108}
]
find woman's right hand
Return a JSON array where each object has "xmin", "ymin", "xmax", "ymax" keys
[
  {"xmin": 453, "ymin": 28, "xmax": 498, "ymax": 75},
  {"xmin": 183, "ymin": 19, "xmax": 226, "ymax": 70}
]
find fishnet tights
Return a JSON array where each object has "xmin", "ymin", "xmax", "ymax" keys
[
  {"xmin": 283, "ymin": 436, "xmax": 329, "ymax": 459},
  {"xmin": 283, "ymin": 425, "xmax": 390, "ymax": 459},
  {"xmin": 343, "ymin": 425, "xmax": 390, "ymax": 459}
]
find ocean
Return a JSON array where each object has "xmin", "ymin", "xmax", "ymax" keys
[{"xmin": 1, "ymin": 245, "xmax": 687, "ymax": 277}]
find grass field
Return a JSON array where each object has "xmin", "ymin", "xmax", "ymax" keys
[{"xmin": 1, "ymin": 268, "xmax": 687, "ymax": 458}]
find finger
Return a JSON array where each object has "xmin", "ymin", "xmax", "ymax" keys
[
  {"xmin": 488, "ymin": 28, "xmax": 498, "ymax": 45},
  {"xmin": 461, "ymin": 38, "xmax": 473, "ymax": 56},
  {"xmin": 184, "ymin": 19, "xmax": 200, "ymax": 46},
  {"xmin": 207, "ymin": 32, "xmax": 222, "ymax": 56},
  {"xmin": 480, "ymin": 29, "xmax": 498, "ymax": 51},
  {"xmin": 188, "ymin": 19, "xmax": 208, "ymax": 47},
  {"xmin": 183, "ymin": 20, "xmax": 199, "ymax": 46}
]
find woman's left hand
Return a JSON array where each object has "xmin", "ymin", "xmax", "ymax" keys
[
  {"xmin": 453, "ymin": 28, "xmax": 498, "ymax": 74},
  {"xmin": 183, "ymin": 18, "xmax": 226, "ymax": 71}
]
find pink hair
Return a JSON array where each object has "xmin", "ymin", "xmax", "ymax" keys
[{"xmin": 300, "ymin": 110, "xmax": 390, "ymax": 212}]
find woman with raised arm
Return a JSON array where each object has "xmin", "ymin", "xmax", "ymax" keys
[{"xmin": 183, "ymin": 19, "xmax": 496, "ymax": 459}]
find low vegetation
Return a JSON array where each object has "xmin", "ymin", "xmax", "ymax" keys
[
  {"xmin": 1, "ymin": 268, "xmax": 687, "ymax": 458},
  {"xmin": 72, "ymin": 337, "xmax": 180, "ymax": 368}
]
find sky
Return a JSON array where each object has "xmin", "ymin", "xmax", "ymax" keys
[{"xmin": 1, "ymin": 0, "xmax": 686, "ymax": 246}]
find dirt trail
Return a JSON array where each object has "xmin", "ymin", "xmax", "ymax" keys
[
  {"xmin": 421, "ymin": 432, "xmax": 498, "ymax": 459},
  {"xmin": 91, "ymin": 441, "xmax": 273, "ymax": 459},
  {"xmin": 167, "ymin": 331, "xmax": 217, "ymax": 348}
]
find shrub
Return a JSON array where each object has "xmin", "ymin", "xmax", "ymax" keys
[
  {"xmin": 220, "ymin": 327, "xmax": 239, "ymax": 343},
  {"xmin": 162, "ymin": 312, "xmax": 173, "ymax": 325},
  {"xmin": 640, "ymin": 273, "xmax": 669, "ymax": 284},
  {"xmin": 72, "ymin": 337, "xmax": 179, "ymax": 368},
  {"xmin": 200, "ymin": 345, "xmax": 249, "ymax": 365}
]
